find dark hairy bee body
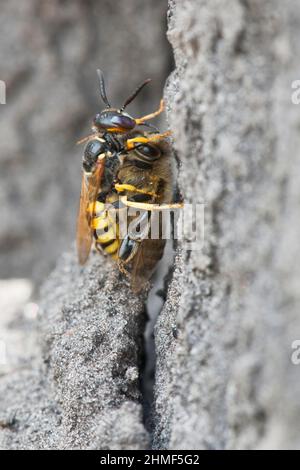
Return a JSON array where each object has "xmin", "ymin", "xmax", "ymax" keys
[{"xmin": 90, "ymin": 133, "xmax": 173, "ymax": 289}]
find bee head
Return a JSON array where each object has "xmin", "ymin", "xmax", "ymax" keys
[{"xmin": 93, "ymin": 69, "xmax": 151, "ymax": 134}]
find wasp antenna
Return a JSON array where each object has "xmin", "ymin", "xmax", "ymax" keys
[
  {"xmin": 97, "ymin": 69, "xmax": 111, "ymax": 108},
  {"xmin": 121, "ymin": 78, "xmax": 151, "ymax": 111}
]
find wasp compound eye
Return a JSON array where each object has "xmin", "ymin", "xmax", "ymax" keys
[{"xmin": 135, "ymin": 143, "xmax": 161, "ymax": 161}]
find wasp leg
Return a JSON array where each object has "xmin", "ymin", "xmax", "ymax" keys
[
  {"xmin": 77, "ymin": 133, "xmax": 97, "ymax": 145},
  {"xmin": 146, "ymin": 130, "xmax": 172, "ymax": 141},
  {"xmin": 114, "ymin": 183, "xmax": 157, "ymax": 198},
  {"xmin": 120, "ymin": 196, "xmax": 183, "ymax": 211},
  {"xmin": 125, "ymin": 131, "xmax": 171, "ymax": 150},
  {"xmin": 135, "ymin": 99, "xmax": 165, "ymax": 124}
]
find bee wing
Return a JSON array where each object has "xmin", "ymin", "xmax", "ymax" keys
[
  {"xmin": 76, "ymin": 158, "xmax": 105, "ymax": 265},
  {"xmin": 131, "ymin": 238, "xmax": 166, "ymax": 293}
]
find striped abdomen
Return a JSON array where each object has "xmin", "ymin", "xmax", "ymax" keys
[{"xmin": 91, "ymin": 197, "xmax": 120, "ymax": 259}]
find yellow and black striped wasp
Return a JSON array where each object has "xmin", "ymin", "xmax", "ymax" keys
[{"xmin": 76, "ymin": 70, "xmax": 181, "ymax": 291}]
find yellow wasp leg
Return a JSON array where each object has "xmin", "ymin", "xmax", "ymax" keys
[
  {"xmin": 135, "ymin": 99, "xmax": 165, "ymax": 124},
  {"xmin": 120, "ymin": 196, "xmax": 184, "ymax": 211},
  {"xmin": 114, "ymin": 183, "xmax": 157, "ymax": 197},
  {"xmin": 126, "ymin": 131, "xmax": 171, "ymax": 150}
]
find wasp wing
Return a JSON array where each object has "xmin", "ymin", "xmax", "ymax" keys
[
  {"xmin": 76, "ymin": 158, "xmax": 105, "ymax": 265},
  {"xmin": 128, "ymin": 210, "xmax": 165, "ymax": 292}
]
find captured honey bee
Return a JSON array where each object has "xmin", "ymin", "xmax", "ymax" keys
[{"xmin": 76, "ymin": 70, "xmax": 182, "ymax": 291}]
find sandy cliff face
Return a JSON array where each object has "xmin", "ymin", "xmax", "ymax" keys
[{"xmin": 154, "ymin": 0, "xmax": 300, "ymax": 450}]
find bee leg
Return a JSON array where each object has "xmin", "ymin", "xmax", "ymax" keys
[
  {"xmin": 125, "ymin": 131, "xmax": 171, "ymax": 150},
  {"xmin": 118, "ymin": 235, "xmax": 140, "ymax": 264},
  {"xmin": 135, "ymin": 99, "xmax": 165, "ymax": 124},
  {"xmin": 117, "ymin": 257, "xmax": 133, "ymax": 277}
]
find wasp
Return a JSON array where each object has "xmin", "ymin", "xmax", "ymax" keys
[{"xmin": 76, "ymin": 70, "xmax": 181, "ymax": 291}]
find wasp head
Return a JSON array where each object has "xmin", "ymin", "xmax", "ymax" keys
[
  {"xmin": 93, "ymin": 69, "xmax": 151, "ymax": 134},
  {"xmin": 93, "ymin": 109, "xmax": 136, "ymax": 133}
]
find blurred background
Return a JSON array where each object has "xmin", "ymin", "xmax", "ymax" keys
[{"xmin": 0, "ymin": 0, "xmax": 172, "ymax": 288}]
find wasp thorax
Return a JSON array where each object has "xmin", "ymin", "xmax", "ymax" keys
[
  {"xmin": 93, "ymin": 110, "xmax": 136, "ymax": 132},
  {"xmin": 83, "ymin": 139, "xmax": 105, "ymax": 172},
  {"xmin": 84, "ymin": 139, "xmax": 105, "ymax": 159}
]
